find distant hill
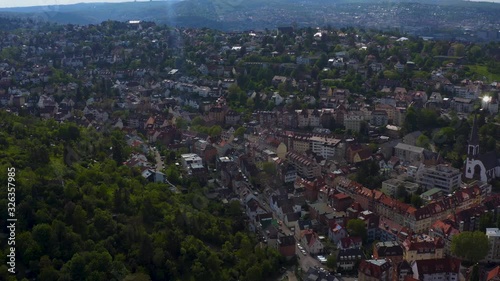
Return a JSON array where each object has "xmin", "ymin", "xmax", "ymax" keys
[{"xmin": 0, "ymin": 0, "xmax": 499, "ymax": 31}]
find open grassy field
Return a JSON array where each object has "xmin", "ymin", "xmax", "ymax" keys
[{"xmin": 466, "ymin": 65, "xmax": 500, "ymax": 82}]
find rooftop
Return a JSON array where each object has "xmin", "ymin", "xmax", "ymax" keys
[{"xmin": 486, "ymin": 228, "xmax": 500, "ymax": 237}]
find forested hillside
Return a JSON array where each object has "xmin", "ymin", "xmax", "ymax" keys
[{"xmin": 0, "ymin": 111, "xmax": 284, "ymax": 281}]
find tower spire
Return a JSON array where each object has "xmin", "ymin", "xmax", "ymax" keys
[
  {"xmin": 470, "ymin": 114, "xmax": 479, "ymax": 145},
  {"xmin": 468, "ymin": 114, "xmax": 479, "ymax": 156}
]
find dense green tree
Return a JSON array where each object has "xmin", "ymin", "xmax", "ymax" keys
[
  {"xmin": 262, "ymin": 162, "xmax": 277, "ymax": 176},
  {"xmin": 326, "ymin": 255, "xmax": 337, "ymax": 271},
  {"xmin": 415, "ymin": 134, "xmax": 431, "ymax": 149},
  {"xmin": 234, "ymin": 127, "xmax": 246, "ymax": 138},
  {"xmin": 411, "ymin": 194, "xmax": 424, "ymax": 208},
  {"xmin": 451, "ymin": 231, "xmax": 489, "ymax": 263},
  {"xmin": 347, "ymin": 219, "xmax": 367, "ymax": 242}
]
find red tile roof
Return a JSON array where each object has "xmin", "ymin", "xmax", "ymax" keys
[
  {"xmin": 487, "ymin": 266, "xmax": 500, "ymax": 281},
  {"xmin": 359, "ymin": 259, "xmax": 392, "ymax": 278},
  {"xmin": 414, "ymin": 258, "xmax": 460, "ymax": 276}
]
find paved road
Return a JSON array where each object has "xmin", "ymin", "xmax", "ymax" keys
[
  {"xmin": 152, "ymin": 148, "xmax": 178, "ymax": 193},
  {"xmin": 254, "ymin": 184, "xmax": 322, "ymax": 275},
  {"xmin": 152, "ymin": 147, "xmax": 163, "ymax": 172},
  {"xmin": 286, "ymin": 271, "xmax": 298, "ymax": 281},
  {"xmin": 297, "ymin": 249, "xmax": 322, "ymax": 272}
]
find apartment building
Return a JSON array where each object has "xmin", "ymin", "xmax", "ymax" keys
[
  {"xmin": 371, "ymin": 110, "xmax": 389, "ymax": 127},
  {"xmin": 416, "ymin": 164, "xmax": 461, "ymax": 193},
  {"xmin": 310, "ymin": 136, "xmax": 341, "ymax": 159},
  {"xmin": 394, "ymin": 143, "xmax": 425, "ymax": 163},
  {"xmin": 286, "ymin": 151, "xmax": 321, "ymax": 179},
  {"xmin": 381, "ymin": 179, "xmax": 419, "ymax": 197},
  {"xmin": 296, "ymin": 109, "xmax": 321, "ymax": 128},
  {"xmin": 344, "ymin": 114, "xmax": 364, "ymax": 133},
  {"xmin": 486, "ymin": 228, "xmax": 500, "ymax": 263}
]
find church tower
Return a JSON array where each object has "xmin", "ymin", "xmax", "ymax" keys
[
  {"xmin": 464, "ymin": 114, "xmax": 487, "ymax": 182},
  {"xmin": 467, "ymin": 115, "xmax": 480, "ymax": 157}
]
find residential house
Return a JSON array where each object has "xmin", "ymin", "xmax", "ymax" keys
[
  {"xmin": 429, "ymin": 220, "xmax": 459, "ymax": 256},
  {"xmin": 410, "ymin": 258, "xmax": 460, "ymax": 281},
  {"xmin": 396, "ymin": 261, "xmax": 414, "ymax": 281},
  {"xmin": 373, "ymin": 241, "xmax": 404, "ymax": 265},
  {"xmin": 300, "ymin": 229, "xmax": 325, "ymax": 254},
  {"xmin": 328, "ymin": 223, "xmax": 348, "ymax": 244},
  {"xmin": 193, "ymin": 139, "xmax": 218, "ymax": 164},
  {"xmin": 208, "ymin": 105, "xmax": 228, "ymax": 124},
  {"xmin": 346, "ymin": 143, "xmax": 372, "ymax": 164},
  {"xmin": 278, "ymin": 234, "xmax": 296, "ymax": 259},
  {"xmin": 294, "ymin": 177, "xmax": 324, "ymax": 202},
  {"xmin": 359, "ymin": 210, "xmax": 381, "ymax": 242},
  {"xmin": 225, "ymin": 110, "xmax": 241, "ymax": 125},
  {"xmin": 337, "ymin": 236, "xmax": 363, "ymax": 250},
  {"xmin": 278, "ymin": 162, "xmax": 297, "ymax": 184},
  {"xmin": 358, "ymin": 259, "xmax": 392, "ymax": 281},
  {"xmin": 402, "ymin": 235, "xmax": 445, "ymax": 262},
  {"xmin": 337, "ymin": 248, "xmax": 365, "ymax": 271},
  {"xmin": 450, "ymin": 97, "xmax": 475, "ymax": 113},
  {"xmin": 180, "ymin": 153, "xmax": 206, "ymax": 178},
  {"xmin": 246, "ymin": 198, "xmax": 269, "ymax": 232},
  {"xmin": 309, "ymin": 202, "xmax": 335, "ymax": 225},
  {"xmin": 221, "ymin": 127, "xmax": 235, "ymax": 142},
  {"xmin": 141, "ymin": 169, "xmax": 166, "ymax": 183},
  {"xmin": 331, "ymin": 193, "xmax": 353, "ymax": 212},
  {"xmin": 295, "ymin": 219, "xmax": 314, "ymax": 239}
]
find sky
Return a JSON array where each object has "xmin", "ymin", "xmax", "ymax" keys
[
  {"xmin": 2, "ymin": 0, "xmax": 500, "ymax": 9},
  {"xmin": 0, "ymin": 0, "xmax": 138, "ymax": 9}
]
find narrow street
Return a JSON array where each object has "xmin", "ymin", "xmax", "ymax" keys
[
  {"xmin": 257, "ymin": 191, "xmax": 324, "ymax": 272},
  {"xmin": 152, "ymin": 147, "xmax": 178, "ymax": 193}
]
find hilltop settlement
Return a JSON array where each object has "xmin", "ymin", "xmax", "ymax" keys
[{"xmin": 2, "ymin": 19, "xmax": 500, "ymax": 281}]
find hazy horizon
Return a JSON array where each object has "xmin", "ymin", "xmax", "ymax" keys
[
  {"xmin": 3, "ymin": 0, "xmax": 500, "ymax": 10},
  {"xmin": 0, "ymin": 0, "xmax": 144, "ymax": 9}
]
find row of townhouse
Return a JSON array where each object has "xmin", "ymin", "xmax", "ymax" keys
[
  {"xmin": 286, "ymin": 151, "xmax": 322, "ymax": 180},
  {"xmin": 335, "ymin": 177, "xmax": 485, "ymax": 234},
  {"xmin": 358, "ymin": 257, "xmax": 461, "ymax": 281},
  {"xmin": 274, "ymin": 131, "xmax": 342, "ymax": 159}
]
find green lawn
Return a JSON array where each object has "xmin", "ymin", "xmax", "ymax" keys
[{"xmin": 466, "ymin": 65, "xmax": 500, "ymax": 82}]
